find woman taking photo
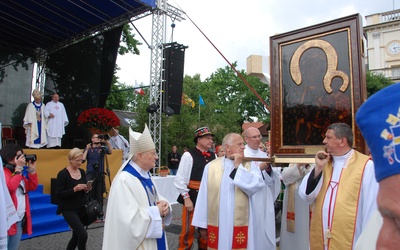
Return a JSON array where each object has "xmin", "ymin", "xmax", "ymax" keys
[
  {"xmin": 56, "ymin": 148, "xmax": 90, "ymax": 250},
  {"xmin": 0, "ymin": 144, "xmax": 38, "ymax": 250}
]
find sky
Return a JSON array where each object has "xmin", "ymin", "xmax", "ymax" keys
[{"xmin": 116, "ymin": 0, "xmax": 398, "ymax": 87}]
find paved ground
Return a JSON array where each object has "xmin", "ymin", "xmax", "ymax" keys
[
  {"xmin": 20, "ymin": 203, "xmax": 195, "ymax": 250},
  {"xmin": 20, "ymin": 201, "xmax": 281, "ymax": 250}
]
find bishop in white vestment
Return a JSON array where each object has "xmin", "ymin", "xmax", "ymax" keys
[
  {"xmin": 103, "ymin": 125, "xmax": 171, "ymax": 250},
  {"xmin": 23, "ymin": 89, "xmax": 47, "ymax": 148}
]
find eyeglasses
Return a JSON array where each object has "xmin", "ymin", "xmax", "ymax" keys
[
  {"xmin": 247, "ymin": 135, "xmax": 262, "ymax": 140},
  {"xmin": 73, "ymin": 158, "xmax": 84, "ymax": 164}
]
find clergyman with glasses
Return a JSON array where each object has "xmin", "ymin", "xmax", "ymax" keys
[{"xmin": 243, "ymin": 127, "xmax": 281, "ymax": 250}]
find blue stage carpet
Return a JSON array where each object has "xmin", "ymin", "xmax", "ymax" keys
[{"xmin": 22, "ymin": 185, "xmax": 70, "ymax": 240}]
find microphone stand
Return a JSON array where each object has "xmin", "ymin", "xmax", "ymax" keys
[{"xmin": 105, "ymin": 154, "xmax": 111, "ymax": 187}]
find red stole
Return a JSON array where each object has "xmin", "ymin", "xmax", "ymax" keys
[{"xmin": 207, "ymin": 158, "xmax": 250, "ymax": 250}]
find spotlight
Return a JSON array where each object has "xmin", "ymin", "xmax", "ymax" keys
[
  {"xmin": 164, "ymin": 106, "xmax": 174, "ymax": 116},
  {"xmin": 146, "ymin": 104, "xmax": 158, "ymax": 113}
]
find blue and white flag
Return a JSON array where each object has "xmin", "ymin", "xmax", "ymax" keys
[{"xmin": 199, "ymin": 95, "xmax": 205, "ymax": 106}]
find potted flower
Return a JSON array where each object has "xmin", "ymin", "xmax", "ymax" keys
[
  {"xmin": 158, "ymin": 166, "xmax": 169, "ymax": 177},
  {"xmin": 77, "ymin": 108, "xmax": 120, "ymax": 134}
]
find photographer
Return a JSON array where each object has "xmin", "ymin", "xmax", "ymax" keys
[
  {"xmin": 0, "ymin": 144, "xmax": 38, "ymax": 250},
  {"xmin": 82, "ymin": 133, "xmax": 112, "ymax": 221}
]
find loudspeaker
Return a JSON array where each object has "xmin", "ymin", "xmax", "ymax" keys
[{"xmin": 162, "ymin": 44, "xmax": 186, "ymax": 115}]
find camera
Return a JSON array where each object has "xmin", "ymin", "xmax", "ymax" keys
[
  {"xmin": 98, "ymin": 134, "xmax": 109, "ymax": 140},
  {"xmin": 17, "ymin": 154, "xmax": 37, "ymax": 162},
  {"xmin": 92, "ymin": 162, "xmax": 99, "ymax": 169}
]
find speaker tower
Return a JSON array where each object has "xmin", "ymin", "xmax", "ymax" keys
[{"xmin": 162, "ymin": 43, "xmax": 187, "ymax": 115}]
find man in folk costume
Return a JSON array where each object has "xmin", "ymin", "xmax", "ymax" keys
[
  {"xmin": 280, "ymin": 163, "xmax": 314, "ymax": 250},
  {"xmin": 44, "ymin": 93, "xmax": 69, "ymax": 148},
  {"xmin": 242, "ymin": 127, "xmax": 280, "ymax": 250},
  {"xmin": 23, "ymin": 89, "xmax": 47, "ymax": 148},
  {"xmin": 354, "ymin": 82, "xmax": 400, "ymax": 250},
  {"xmin": 102, "ymin": 125, "xmax": 172, "ymax": 250},
  {"xmin": 299, "ymin": 123, "xmax": 379, "ymax": 249},
  {"xmin": 174, "ymin": 127, "xmax": 216, "ymax": 250},
  {"xmin": 192, "ymin": 133, "xmax": 267, "ymax": 249}
]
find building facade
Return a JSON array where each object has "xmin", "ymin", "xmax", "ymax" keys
[{"xmin": 364, "ymin": 9, "xmax": 400, "ymax": 82}]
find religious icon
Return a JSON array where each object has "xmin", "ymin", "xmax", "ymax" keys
[{"xmin": 270, "ymin": 14, "xmax": 367, "ymax": 156}]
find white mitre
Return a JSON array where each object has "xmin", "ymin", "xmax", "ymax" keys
[
  {"xmin": 117, "ymin": 124, "xmax": 156, "ymax": 174},
  {"xmin": 129, "ymin": 124, "xmax": 155, "ymax": 156}
]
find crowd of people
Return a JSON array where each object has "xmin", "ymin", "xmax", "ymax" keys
[{"xmin": 2, "ymin": 83, "xmax": 400, "ymax": 249}]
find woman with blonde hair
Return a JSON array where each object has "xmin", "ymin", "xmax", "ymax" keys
[{"xmin": 56, "ymin": 148, "xmax": 91, "ymax": 250}]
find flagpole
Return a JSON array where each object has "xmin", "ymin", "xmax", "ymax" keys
[{"xmin": 198, "ymin": 94, "xmax": 200, "ymax": 122}]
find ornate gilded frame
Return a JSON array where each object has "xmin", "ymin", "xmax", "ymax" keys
[{"xmin": 270, "ymin": 14, "xmax": 367, "ymax": 159}]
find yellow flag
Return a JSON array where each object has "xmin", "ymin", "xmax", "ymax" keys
[{"xmin": 182, "ymin": 93, "xmax": 195, "ymax": 108}]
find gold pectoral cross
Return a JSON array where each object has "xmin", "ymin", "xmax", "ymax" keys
[{"xmin": 36, "ymin": 110, "xmax": 41, "ymax": 122}]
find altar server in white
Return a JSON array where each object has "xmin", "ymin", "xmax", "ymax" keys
[
  {"xmin": 45, "ymin": 93, "xmax": 69, "ymax": 148},
  {"xmin": 103, "ymin": 125, "xmax": 171, "ymax": 250}
]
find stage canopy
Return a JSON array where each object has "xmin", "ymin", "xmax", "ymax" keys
[
  {"xmin": 0, "ymin": 0, "xmax": 156, "ymax": 55},
  {"xmin": 0, "ymin": 0, "xmax": 156, "ymax": 147}
]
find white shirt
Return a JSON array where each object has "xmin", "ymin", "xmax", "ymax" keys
[{"xmin": 174, "ymin": 151, "xmax": 194, "ymax": 197}]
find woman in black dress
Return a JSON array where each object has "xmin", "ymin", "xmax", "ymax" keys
[{"xmin": 56, "ymin": 148, "xmax": 90, "ymax": 250}]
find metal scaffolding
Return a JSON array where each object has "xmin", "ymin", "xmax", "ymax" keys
[
  {"xmin": 148, "ymin": 0, "xmax": 185, "ymax": 170},
  {"xmin": 34, "ymin": 48, "xmax": 47, "ymax": 96}
]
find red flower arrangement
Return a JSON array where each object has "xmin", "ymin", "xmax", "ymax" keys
[{"xmin": 77, "ymin": 108, "xmax": 120, "ymax": 133}]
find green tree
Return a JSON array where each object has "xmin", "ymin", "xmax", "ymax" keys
[
  {"xmin": 203, "ymin": 63, "xmax": 270, "ymax": 123},
  {"xmin": 118, "ymin": 24, "xmax": 141, "ymax": 56},
  {"xmin": 106, "ymin": 23, "xmax": 142, "ymax": 111},
  {"xmin": 105, "ymin": 75, "xmax": 128, "ymax": 110},
  {"xmin": 366, "ymin": 71, "xmax": 393, "ymax": 97},
  {"xmin": 157, "ymin": 64, "xmax": 271, "ymax": 163}
]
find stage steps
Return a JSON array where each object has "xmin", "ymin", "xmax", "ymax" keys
[{"xmin": 22, "ymin": 184, "xmax": 70, "ymax": 240}]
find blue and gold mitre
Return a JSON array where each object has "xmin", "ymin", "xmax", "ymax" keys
[{"xmin": 356, "ymin": 82, "xmax": 400, "ymax": 182}]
